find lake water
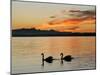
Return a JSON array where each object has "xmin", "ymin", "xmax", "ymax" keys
[{"xmin": 12, "ymin": 37, "xmax": 96, "ymax": 74}]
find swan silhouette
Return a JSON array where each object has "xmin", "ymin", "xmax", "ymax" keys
[
  {"xmin": 41, "ymin": 53, "xmax": 58, "ymax": 63},
  {"xmin": 60, "ymin": 53, "xmax": 74, "ymax": 62}
]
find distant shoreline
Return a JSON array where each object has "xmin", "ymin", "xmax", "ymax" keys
[
  {"xmin": 12, "ymin": 34, "xmax": 96, "ymax": 37},
  {"xmin": 12, "ymin": 28, "xmax": 96, "ymax": 37}
]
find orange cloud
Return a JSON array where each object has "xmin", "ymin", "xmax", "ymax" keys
[
  {"xmin": 48, "ymin": 18, "xmax": 82, "ymax": 27},
  {"xmin": 34, "ymin": 15, "xmax": 95, "ymax": 32}
]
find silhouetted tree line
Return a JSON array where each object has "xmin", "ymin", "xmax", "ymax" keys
[{"xmin": 12, "ymin": 28, "xmax": 96, "ymax": 37}]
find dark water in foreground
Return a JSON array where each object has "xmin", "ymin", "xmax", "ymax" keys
[{"xmin": 12, "ymin": 37, "xmax": 96, "ymax": 74}]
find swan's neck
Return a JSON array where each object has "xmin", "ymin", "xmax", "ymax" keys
[
  {"xmin": 42, "ymin": 54, "xmax": 44, "ymax": 60},
  {"xmin": 61, "ymin": 54, "xmax": 63, "ymax": 60},
  {"xmin": 41, "ymin": 54, "xmax": 44, "ymax": 66}
]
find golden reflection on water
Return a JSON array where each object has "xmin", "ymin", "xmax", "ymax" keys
[{"xmin": 12, "ymin": 37, "xmax": 96, "ymax": 74}]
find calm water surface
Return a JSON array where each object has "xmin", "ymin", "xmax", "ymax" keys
[{"xmin": 12, "ymin": 37, "xmax": 96, "ymax": 74}]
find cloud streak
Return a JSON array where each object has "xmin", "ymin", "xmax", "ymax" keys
[
  {"xmin": 69, "ymin": 9, "xmax": 96, "ymax": 18},
  {"xmin": 34, "ymin": 9, "xmax": 96, "ymax": 32}
]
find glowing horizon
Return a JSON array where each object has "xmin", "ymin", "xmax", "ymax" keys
[{"xmin": 12, "ymin": 1, "xmax": 96, "ymax": 33}]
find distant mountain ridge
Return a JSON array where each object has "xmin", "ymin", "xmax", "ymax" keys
[{"xmin": 12, "ymin": 28, "xmax": 96, "ymax": 37}]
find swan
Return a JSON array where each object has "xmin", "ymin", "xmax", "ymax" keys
[
  {"xmin": 60, "ymin": 53, "xmax": 74, "ymax": 62},
  {"xmin": 41, "ymin": 53, "xmax": 57, "ymax": 63}
]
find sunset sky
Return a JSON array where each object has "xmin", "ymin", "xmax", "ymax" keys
[{"xmin": 12, "ymin": 1, "xmax": 96, "ymax": 32}]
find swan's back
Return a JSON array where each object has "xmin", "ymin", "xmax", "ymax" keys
[
  {"xmin": 44, "ymin": 56, "xmax": 53, "ymax": 63},
  {"xmin": 63, "ymin": 55, "xmax": 73, "ymax": 61}
]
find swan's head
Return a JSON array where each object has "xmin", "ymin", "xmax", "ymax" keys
[
  {"xmin": 60, "ymin": 53, "xmax": 63, "ymax": 56},
  {"xmin": 41, "ymin": 53, "xmax": 44, "ymax": 55}
]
